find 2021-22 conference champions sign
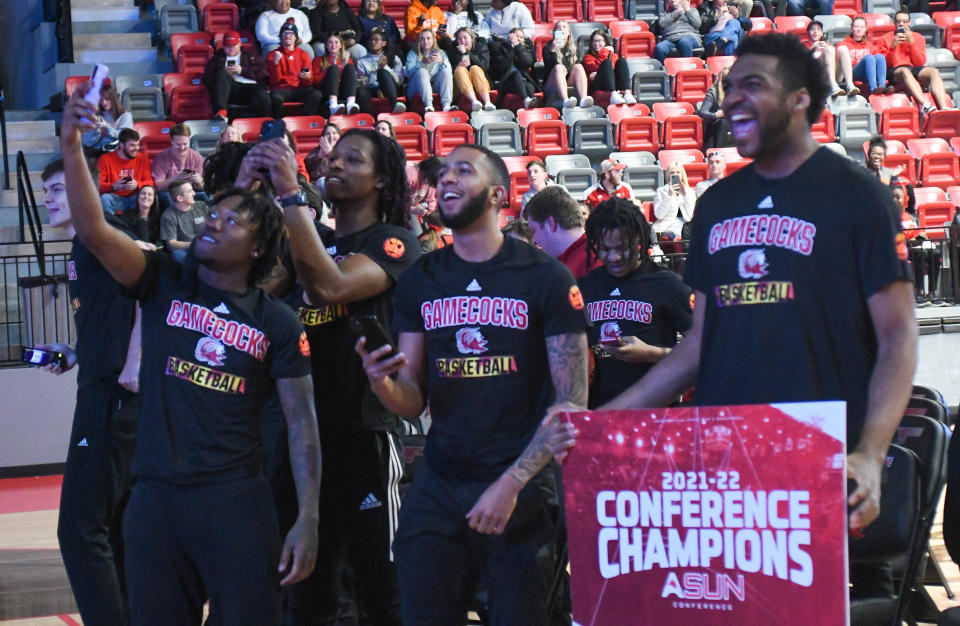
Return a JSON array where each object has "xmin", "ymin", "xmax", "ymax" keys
[{"xmin": 562, "ymin": 402, "xmax": 848, "ymax": 625}]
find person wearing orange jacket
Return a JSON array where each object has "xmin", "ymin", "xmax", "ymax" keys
[
  {"xmin": 838, "ymin": 16, "xmax": 890, "ymax": 95},
  {"xmin": 405, "ymin": 0, "xmax": 447, "ymax": 44},
  {"xmin": 98, "ymin": 127, "xmax": 154, "ymax": 218},
  {"xmin": 884, "ymin": 10, "xmax": 950, "ymax": 114},
  {"xmin": 268, "ymin": 18, "xmax": 324, "ymax": 117}
]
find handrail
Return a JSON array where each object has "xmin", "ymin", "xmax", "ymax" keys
[
  {"xmin": 0, "ymin": 83, "xmax": 8, "ymax": 190},
  {"xmin": 16, "ymin": 151, "xmax": 46, "ymax": 275}
]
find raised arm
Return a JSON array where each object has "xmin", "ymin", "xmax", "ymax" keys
[
  {"xmin": 60, "ymin": 86, "xmax": 146, "ymax": 288},
  {"xmin": 276, "ymin": 374, "xmax": 322, "ymax": 586}
]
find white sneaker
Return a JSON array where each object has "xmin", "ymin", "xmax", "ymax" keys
[
  {"xmin": 393, "ymin": 101, "xmax": 406, "ymax": 113},
  {"xmin": 609, "ymin": 91, "xmax": 626, "ymax": 106},
  {"xmin": 580, "ymin": 95, "xmax": 594, "ymax": 108},
  {"xmin": 443, "ymin": 104, "xmax": 458, "ymax": 111},
  {"xmin": 523, "ymin": 96, "xmax": 537, "ymax": 109},
  {"xmin": 563, "ymin": 96, "xmax": 578, "ymax": 108},
  {"xmin": 471, "ymin": 99, "xmax": 483, "ymax": 111},
  {"xmin": 346, "ymin": 101, "xmax": 360, "ymax": 114},
  {"xmin": 483, "ymin": 102, "xmax": 496, "ymax": 111},
  {"xmin": 425, "ymin": 105, "xmax": 435, "ymax": 113},
  {"xmin": 329, "ymin": 103, "xmax": 343, "ymax": 115},
  {"xmin": 624, "ymin": 91, "xmax": 637, "ymax": 104}
]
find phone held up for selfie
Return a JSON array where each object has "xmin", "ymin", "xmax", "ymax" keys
[
  {"xmin": 349, "ymin": 315, "xmax": 397, "ymax": 358},
  {"xmin": 22, "ymin": 347, "xmax": 68, "ymax": 368}
]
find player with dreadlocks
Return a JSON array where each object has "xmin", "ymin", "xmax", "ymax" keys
[
  {"xmin": 243, "ymin": 128, "xmax": 418, "ymax": 624},
  {"xmin": 579, "ymin": 197, "xmax": 694, "ymax": 408}
]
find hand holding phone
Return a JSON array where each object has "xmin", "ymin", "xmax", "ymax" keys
[
  {"xmin": 83, "ymin": 64, "xmax": 110, "ymax": 123},
  {"xmin": 350, "ymin": 315, "xmax": 396, "ymax": 357},
  {"xmin": 23, "ymin": 346, "xmax": 69, "ymax": 370}
]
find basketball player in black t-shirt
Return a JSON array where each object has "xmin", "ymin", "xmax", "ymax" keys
[
  {"xmin": 61, "ymin": 84, "xmax": 322, "ymax": 625},
  {"xmin": 242, "ymin": 130, "xmax": 418, "ymax": 624},
  {"xmin": 590, "ymin": 35, "xmax": 917, "ymax": 589},
  {"xmin": 33, "ymin": 158, "xmax": 142, "ymax": 625},
  {"xmin": 357, "ymin": 143, "xmax": 589, "ymax": 624},
  {"xmin": 579, "ymin": 198, "xmax": 693, "ymax": 408}
]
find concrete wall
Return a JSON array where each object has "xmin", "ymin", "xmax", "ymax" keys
[{"xmin": 0, "ymin": 365, "xmax": 76, "ymax": 468}]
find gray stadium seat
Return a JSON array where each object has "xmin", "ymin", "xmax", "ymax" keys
[
  {"xmin": 627, "ymin": 0, "xmax": 661, "ymax": 21},
  {"xmin": 836, "ymin": 107, "xmax": 878, "ymax": 152},
  {"xmin": 926, "ymin": 47, "xmax": 960, "ymax": 93},
  {"xmin": 115, "ymin": 74, "xmax": 165, "ymax": 97},
  {"xmin": 182, "ymin": 120, "xmax": 228, "ymax": 136},
  {"xmin": 814, "ymin": 14, "xmax": 852, "ymax": 44},
  {"xmin": 563, "ymin": 106, "xmax": 613, "ymax": 164},
  {"xmin": 470, "ymin": 108, "xmax": 516, "ymax": 130},
  {"xmin": 477, "ymin": 122, "xmax": 524, "ymax": 157},
  {"xmin": 863, "ymin": 0, "xmax": 898, "ymax": 14},
  {"xmin": 630, "ymin": 66, "xmax": 671, "ymax": 106},
  {"xmin": 610, "ymin": 150, "xmax": 657, "ymax": 166},
  {"xmin": 554, "ymin": 167, "xmax": 598, "ymax": 199},
  {"xmin": 160, "ymin": 4, "xmax": 199, "ymax": 40},
  {"xmin": 821, "ymin": 141, "xmax": 850, "ymax": 158},
  {"xmin": 911, "ymin": 13, "xmax": 942, "ymax": 49},
  {"xmin": 190, "ymin": 133, "xmax": 221, "ymax": 156},
  {"xmin": 121, "ymin": 89, "xmax": 166, "ymax": 122},
  {"xmin": 622, "ymin": 165, "xmax": 662, "ymax": 202},
  {"xmin": 545, "ymin": 153, "xmax": 591, "ymax": 176}
]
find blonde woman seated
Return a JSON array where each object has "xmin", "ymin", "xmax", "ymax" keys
[
  {"xmin": 653, "ymin": 162, "xmax": 696, "ymax": 241},
  {"xmin": 542, "ymin": 20, "xmax": 592, "ymax": 109},
  {"xmin": 406, "ymin": 28, "xmax": 455, "ymax": 112},
  {"xmin": 448, "ymin": 28, "xmax": 496, "ymax": 111}
]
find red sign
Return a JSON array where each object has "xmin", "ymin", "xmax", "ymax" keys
[{"xmin": 562, "ymin": 403, "xmax": 848, "ymax": 626}]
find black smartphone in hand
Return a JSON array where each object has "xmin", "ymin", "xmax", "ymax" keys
[
  {"xmin": 349, "ymin": 315, "xmax": 396, "ymax": 357},
  {"xmin": 22, "ymin": 347, "xmax": 67, "ymax": 368}
]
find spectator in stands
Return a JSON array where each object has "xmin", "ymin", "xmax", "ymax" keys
[
  {"xmin": 375, "ymin": 119, "xmax": 395, "ymax": 137},
  {"xmin": 488, "ymin": 27, "xmax": 538, "ymax": 109},
  {"xmin": 409, "ymin": 156, "xmax": 442, "ymax": 217},
  {"xmin": 306, "ymin": 122, "xmax": 341, "ymax": 181},
  {"xmin": 785, "ymin": 0, "xmax": 832, "ymax": 18},
  {"xmin": 340, "ymin": 29, "xmax": 369, "ymax": 62},
  {"xmin": 98, "ymin": 128, "xmax": 154, "ymax": 217},
  {"xmin": 481, "ymin": 0, "xmax": 535, "ymax": 40},
  {"xmin": 216, "ymin": 124, "xmax": 244, "ymax": 148},
  {"xmin": 356, "ymin": 28, "xmax": 407, "ymax": 113},
  {"xmin": 502, "ymin": 217, "xmax": 534, "ymax": 243},
  {"xmin": 406, "ymin": 29, "xmax": 455, "ymax": 112},
  {"xmin": 525, "ymin": 185, "xmax": 600, "ymax": 277},
  {"xmin": 448, "ymin": 28, "xmax": 495, "ymax": 111},
  {"xmin": 700, "ymin": 66, "xmax": 734, "ymax": 149},
  {"xmin": 312, "ymin": 33, "xmax": 360, "ymax": 114},
  {"xmin": 81, "ymin": 83, "xmax": 133, "ymax": 152},
  {"xmin": 543, "ymin": 20, "xmax": 593, "ymax": 109},
  {"xmin": 699, "ymin": 0, "xmax": 747, "ymax": 58},
  {"xmin": 885, "ymin": 10, "xmax": 950, "ymax": 115},
  {"xmin": 357, "ymin": 0, "xmax": 403, "ymax": 48},
  {"xmin": 839, "ymin": 17, "xmax": 891, "ymax": 96},
  {"xmin": 582, "ymin": 30, "xmax": 636, "ymax": 105},
  {"xmin": 653, "ymin": 162, "xmax": 696, "ymax": 240},
  {"xmin": 406, "ymin": 0, "xmax": 447, "ymax": 45},
  {"xmin": 267, "ymin": 20, "xmax": 325, "ymax": 118},
  {"xmin": 308, "ymin": 0, "xmax": 363, "ymax": 56},
  {"xmin": 806, "ymin": 20, "xmax": 854, "ymax": 97},
  {"xmin": 695, "ymin": 152, "xmax": 726, "ymax": 196},
  {"xmin": 865, "ymin": 136, "xmax": 904, "ymax": 185},
  {"xmin": 654, "ymin": 0, "xmax": 702, "ymax": 64},
  {"xmin": 521, "ymin": 159, "xmax": 552, "ymax": 211},
  {"xmin": 894, "ymin": 182, "xmax": 941, "ymax": 299},
  {"xmin": 133, "ymin": 184, "xmax": 160, "ymax": 244},
  {"xmin": 151, "ymin": 124, "xmax": 206, "ymax": 203},
  {"xmin": 202, "ymin": 31, "xmax": 272, "ymax": 120},
  {"xmin": 584, "ymin": 159, "xmax": 634, "ymax": 209},
  {"xmin": 159, "ymin": 180, "xmax": 209, "ymax": 263},
  {"xmin": 446, "ymin": 0, "xmax": 484, "ymax": 34},
  {"xmin": 257, "ymin": 0, "xmax": 315, "ymax": 58},
  {"xmin": 578, "ymin": 201, "xmax": 591, "ymax": 223}
]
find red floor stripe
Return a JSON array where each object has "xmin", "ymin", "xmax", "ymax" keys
[
  {"xmin": 58, "ymin": 616, "xmax": 81, "ymax": 626},
  {"xmin": 0, "ymin": 475, "xmax": 63, "ymax": 514}
]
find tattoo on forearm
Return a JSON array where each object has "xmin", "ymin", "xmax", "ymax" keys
[{"xmin": 280, "ymin": 378, "xmax": 322, "ymax": 515}]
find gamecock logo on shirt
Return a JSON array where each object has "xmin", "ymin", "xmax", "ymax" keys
[
  {"xmin": 738, "ymin": 249, "xmax": 769, "ymax": 279},
  {"xmin": 195, "ymin": 337, "xmax": 227, "ymax": 367},
  {"xmin": 456, "ymin": 327, "xmax": 488, "ymax": 355},
  {"xmin": 600, "ymin": 321, "xmax": 623, "ymax": 343}
]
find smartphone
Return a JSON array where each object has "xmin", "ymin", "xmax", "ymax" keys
[
  {"xmin": 22, "ymin": 347, "xmax": 67, "ymax": 368},
  {"xmin": 349, "ymin": 315, "xmax": 396, "ymax": 357},
  {"xmin": 227, "ymin": 59, "xmax": 237, "ymax": 66},
  {"xmin": 259, "ymin": 119, "xmax": 287, "ymax": 142},
  {"xmin": 82, "ymin": 63, "xmax": 110, "ymax": 122},
  {"xmin": 895, "ymin": 26, "xmax": 905, "ymax": 34},
  {"xmin": 181, "ymin": 169, "xmax": 193, "ymax": 174},
  {"xmin": 553, "ymin": 31, "xmax": 564, "ymax": 42},
  {"xmin": 671, "ymin": 174, "xmax": 681, "ymax": 186}
]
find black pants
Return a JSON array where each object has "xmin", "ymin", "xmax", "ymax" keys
[
  {"xmin": 271, "ymin": 87, "xmax": 324, "ymax": 118},
  {"xmin": 318, "ymin": 63, "xmax": 357, "ymax": 102},
  {"xmin": 497, "ymin": 69, "xmax": 537, "ymax": 100},
  {"xmin": 285, "ymin": 431, "xmax": 404, "ymax": 626},
  {"xmin": 394, "ymin": 462, "xmax": 559, "ymax": 625},
  {"xmin": 357, "ymin": 69, "xmax": 402, "ymax": 112},
  {"xmin": 58, "ymin": 381, "xmax": 138, "ymax": 626},
  {"xmin": 204, "ymin": 68, "xmax": 272, "ymax": 117},
  {"xmin": 590, "ymin": 57, "xmax": 631, "ymax": 94},
  {"xmin": 124, "ymin": 476, "xmax": 282, "ymax": 626}
]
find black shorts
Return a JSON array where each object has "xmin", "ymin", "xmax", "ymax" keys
[{"xmin": 889, "ymin": 65, "xmax": 924, "ymax": 82}]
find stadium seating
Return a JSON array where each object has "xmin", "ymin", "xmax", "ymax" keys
[
  {"xmin": 917, "ymin": 201, "xmax": 956, "ymax": 238},
  {"xmin": 861, "ymin": 13, "xmax": 895, "ymax": 38},
  {"xmin": 832, "ymin": 0, "xmax": 863, "ymax": 18},
  {"xmin": 910, "ymin": 137, "xmax": 960, "ymax": 188},
  {"xmin": 586, "ymin": 0, "xmax": 625, "ymax": 21},
  {"xmin": 911, "ymin": 12, "xmax": 942, "ymax": 48},
  {"xmin": 202, "ymin": 3, "xmax": 239, "ymax": 34},
  {"xmin": 880, "ymin": 106, "xmax": 921, "ymax": 142},
  {"xmin": 810, "ymin": 109, "xmax": 837, "ymax": 144},
  {"xmin": 133, "ymin": 121, "xmax": 175, "ymax": 158},
  {"xmin": 502, "ymin": 155, "xmax": 540, "ymax": 210},
  {"xmin": 424, "ymin": 111, "xmax": 474, "ymax": 157},
  {"xmin": 232, "ymin": 117, "xmax": 273, "ymax": 141},
  {"xmin": 816, "ymin": 14, "xmax": 853, "ymax": 42},
  {"xmin": 517, "ymin": 107, "xmax": 569, "ymax": 159},
  {"xmin": 609, "ymin": 104, "xmax": 658, "ymax": 153},
  {"xmin": 774, "ymin": 16, "xmax": 811, "ymax": 35},
  {"xmin": 176, "ymin": 44, "xmax": 214, "ymax": 74},
  {"xmin": 546, "ymin": 154, "xmax": 597, "ymax": 198},
  {"xmin": 922, "ymin": 109, "xmax": 960, "ymax": 140},
  {"xmin": 563, "ymin": 106, "xmax": 614, "ymax": 162},
  {"xmin": 330, "ymin": 113, "xmax": 376, "ymax": 130}
]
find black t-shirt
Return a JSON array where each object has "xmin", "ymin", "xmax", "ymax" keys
[
  {"xmin": 68, "ymin": 214, "xmax": 138, "ymax": 389},
  {"xmin": 685, "ymin": 148, "xmax": 912, "ymax": 449},
  {"xmin": 129, "ymin": 251, "xmax": 311, "ymax": 484},
  {"xmin": 296, "ymin": 222, "xmax": 419, "ymax": 436},
  {"xmin": 579, "ymin": 265, "xmax": 693, "ymax": 408},
  {"xmin": 393, "ymin": 237, "xmax": 591, "ymax": 480}
]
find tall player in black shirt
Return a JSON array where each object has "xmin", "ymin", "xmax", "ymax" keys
[
  {"xmin": 243, "ymin": 130, "xmax": 418, "ymax": 624},
  {"xmin": 358, "ymin": 143, "xmax": 589, "ymax": 624},
  {"xmin": 60, "ymin": 84, "xmax": 322, "ymax": 625},
  {"xmin": 35, "ymin": 158, "xmax": 142, "ymax": 625},
  {"xmin": 596, "ymin": 34, "xmax": 917, "ymax": 546}
]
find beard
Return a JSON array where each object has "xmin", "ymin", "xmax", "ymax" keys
[
  {"xmin": 438, "ymin": 189, "xmax": 490, "ymax": 231},
  {"xmin": 753, "ymin": 104, "xmax": 793, "ymax": 162}
]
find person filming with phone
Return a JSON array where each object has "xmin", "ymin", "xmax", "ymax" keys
[
  {"xmin": 653, "ymin": 161, "xmax": 696, "ymax": 243},
  {"xmin": 883, "ymin": 10, "xmax": 951, "ymax": 116}
]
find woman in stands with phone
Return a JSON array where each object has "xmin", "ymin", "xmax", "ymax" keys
[
  {"xmin": 313, "ymin": 32, "xmax": 360, "ymax": 114},
  {"xmin": 543, "ymin": 20, "xmax": 592, "ymax": 109},
  {"xmin": 356, "ymin": 27, "xmax": 407, "ymax": 113},
  {"xmin": 405, "ymin": 29, "xmax": 455, "ymax": 112},
  {"xmin": 581, "ymin": 29, "xmax": 636, "ymax": 106},
  {"xmin": 652, "ymin": 161, "xmax": 696, "ymax": 242},
  {"xmin": 447, "ymin": 27, "xmax": 495, "ymax": 111},
  {"xmin": 81, "ymin": 83, "xmax": 133, "ymax": 153},
  {"xmin": 838, "ymin": 16, "xmax": 891, "ymax": 95}
]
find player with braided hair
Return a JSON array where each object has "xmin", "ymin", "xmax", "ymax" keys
[
  {"xmin": 579, "ymin": 197, "xmax": 693, "ymax": 408},
  {"xmin": 242, "ymin": 128, "xmax": 418, "ymax": 625}
]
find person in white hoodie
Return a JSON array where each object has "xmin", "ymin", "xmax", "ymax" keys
[
  {"xmin": 256, "ymin": 0, "xmax": 315, "ymax": 58},
  {"xmin": 480, "ymin": 0, "xmax": 534, "ymax": 40}
]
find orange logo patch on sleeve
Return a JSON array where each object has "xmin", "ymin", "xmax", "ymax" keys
[
  {"xmin": 298, "ymin": 332, "xmax": 311, "ymax": 357},
  {"xmin": 568, "ymin": 285, "xmax": 585, "ymax": 310},
  {"xmin": 894, "ymin": 232, "xmax": 909, "ymax": 261},
  {"xmin": 383, "ymin": 237, "xmax": 406, "ymax": 259},
  {"xmin": 689, "ymin": 292, "xmax": 696, "ymax": 310}
]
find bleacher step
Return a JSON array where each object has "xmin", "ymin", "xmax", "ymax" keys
[
  {"xmin": 6, "ymin": 138, "xmax": 60, "ymax": 154},
  {"xmin": 5, "ymin": 121, "xmax": 57, "ymax": 141},
  {"xmin": 71, "ymin": 8, "xmax": 141, "ymax": 22},
  {"xmin": 0, "ymin": 190, "xmax": 45, "ymax": 208},
  {"xmin": 79, "ymin": 48, "xmax": 158, "ymax": 65},
  {"xmin": 5, "ymin": 153, "xmax": 56, "ymax": 171},
  {"xmin": 72, "ymin": 20, "xmax": 154, "ymax": 35},
  {"xmin": 74, "ymin": 33, "xmax": 153, "ymax": 51},
  {"xmin": 72, "ymin": 0, "xmax": 136, "ymax": 8}
]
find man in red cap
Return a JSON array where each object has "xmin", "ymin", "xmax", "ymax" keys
[
  {"xmin": 584, "ymin": 158, "xmax": 634, "ymax": 209},
  {"xmin": 202, "ymin": 31, "xmax": 272, "ymax": 120}
]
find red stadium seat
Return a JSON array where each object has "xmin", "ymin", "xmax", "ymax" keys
[
  {"xmin": 682, "ymin": 163, "xmax": 709, "ymax": 186},
  {"xmin": 176, "ymin": 44, "xmax": 215, "ymax": 74},
  {"xmin": 162, "ymin": 72, "xmax": 203, "ymax": 96},
  {"xmin": 652, "ymin": 101, "xmax": 696, "ymax": 119},
  {"xmin": 908, "ymin": 137, "xmax": 951, "ymax": 160},
  {"xmin": 282, "ymin": 115, "xmax": 326, "ymax": 133},
  {"xmin": 609, "ymin": 20, "xmax": 650, "ymax": 38},
  {"xmin": 661, "ymin": 114, "xmax": 703, "ymax": 150},
  {"xmin": 657, "ymin": 148, "xmax": 704, "ymax": 169},
  {"xmin": 810, "ymin": 109, "xmax": 836, "ymax": 143},
  {"xmin": 393, "ymin": 125, "xmax": 431, "ymax": 161},
  {"xmin": 664, "ymin": 57, "xmax": 705, "ymax": 76},
  {"xmin": 641, "ymin": 201, "xmax": 654, "ymax": 223},
  {"xmin": 502, "ymin": 155, "xmax": 540, "ymax": 211},
  {"xmin": 706, "ymin": 55, "xmax": 736, "ymax": 76},
  {"xmin": 917, "ymin": 201, "xmax": 956, "ymax": 238},
  {"xmin": 170, "ymin": 32, "xmax": 212, "ymax": 62},
  {"xmin": 517, "ymin": 107, "xmax": 563, "ymax": 127},
  {"xmin": 232, "ymin": 117, "xmax": 274, "ymax": 141},
  {"xmin": 880, "ymin": 106, "xmax": 920, "ymax": 142},
  {"xmin": 377, "ymin": 111, "xmax": 423, "ymax": 127},
  {"xmin": 861, "ymin": 13, "xmax": 895, "ymax": 39},
  {"xmin": 869, "ymin": 93, "xmax": 912, "ymax": 115},
  {"xmin": 618, "ymin": 31, "xmax": 657, "ymax": 58},
  {"xmin": 424, "ymin": 110, "xmax": 470, "ymax": 132},
  {"xmin": 920, "ymin": 154, "xmax": 960, "ymax": 190},
  {"xmin": 832, "ymin": 0, "xmax": 862, "ymax": 18},
  {"xmin": 516, "ymin": 107, "xmax": 568, "ymax": 158},
  {"xmin": 587, "ymin": 0, "xmax": 624, "ymax": 21},
  {"xmin": 773, "ymin": 16, "xmax": 811, "ymax": 35},
  {"xmin": 673, "ymin": 69, "xmax": 712, "ymax": 104},
  {"xmin": 198, "ymin": 0, "xmax": 230, "ymax": 10},
  {"xmin": 946, "ymin": 185, "xmax": 960, "ymax": 206},
  {"xmin": 65, "ymin": 75, "xmax": 111, "ymax": 98},
  {"xmin": 934, "ymin": 11, "xmax": 960, "ymax": 55},
  {"xmin": 517, "ymin": 0, "xmax": 542, "ymax": 21},
  {"xmin": 748, "ymin": 17, "xmax": 774, "ymax": 34},
  {"xmin": 431, "ymin": 123, "xmax": 474, "ymax": 156},
  {"xmin": 168, "ymin": 85, "xmax": 213, "ymax": 122},
  {"xmin": 203, "ymin": 3, "xmax": 239, "ymax": 33},
  {"xmin": 914, "ymin": 186, "xmax": 948, "ymax": 205},
  {"xmin": 609, "ymin": 104, "xmax": 658, "ymax": 152},
  {"xmin": 133, "ymin": 121, "xmax": 175, "ymax": 158},
  {"xmin": 885, "ymin": 153, "xmax": 917, "ymax": 185},
  {"xmin": 922, "ymin": 110, "xmax": 960, "ymax": 140},
  {"xmin": 330, "ymin": 113, "xmax": 376, "ymax": 130},
  {"xmin": 545, "ymin": 0, "xmax": 583, "ymax": 21}
]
